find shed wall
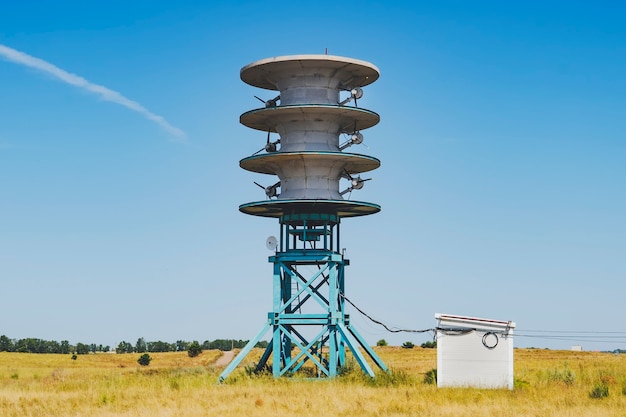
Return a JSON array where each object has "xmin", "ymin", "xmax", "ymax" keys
[{"xmin": 437, "ymin": 330, "xmax": 513, "ymax": 389}]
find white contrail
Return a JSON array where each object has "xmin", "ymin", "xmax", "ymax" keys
[{"xmin": 0, "ymin": 44, "xmax": 186, "ymax": 140}]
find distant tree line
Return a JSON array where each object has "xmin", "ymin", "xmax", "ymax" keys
[
  {"xmin": 115, "ymin": 338, "xmax": 268, "ymax": 354},
  {"xmin": 0, "ymin": 335, "xmax": 267, "ymax": 354},
  {"xmin": 0, "ymin": 335, "xmax": 109, "ymax": 354}
]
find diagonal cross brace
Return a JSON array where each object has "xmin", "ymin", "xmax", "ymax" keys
[{"xmin": 278, "ymin": 261, "xmax": 331, "ymax": 311}]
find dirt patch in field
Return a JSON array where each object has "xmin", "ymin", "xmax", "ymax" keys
[{"xmin": 215, "ymin": 350, "xmax": 235, "ymax": 367}]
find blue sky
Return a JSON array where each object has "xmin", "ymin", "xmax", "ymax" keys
[{"xmin": 1, "ymin": 1, "xmax": 624, "ymax": 351}]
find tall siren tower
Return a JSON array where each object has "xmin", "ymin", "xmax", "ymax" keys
[{"xmin": 219, "ymin": 54, "xmax": 387, "ymax": 381}]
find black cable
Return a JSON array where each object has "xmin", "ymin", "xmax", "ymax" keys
[
  {"xmin": 339, "ymin": 294, "xmax": 624, "ymax": 347},
  {"xmin": 340, "ymin": 292, "xmax": 435, "ymax": 335},
  {"xmin": 342, "ymin": 293, "xmax": 498, "ymax": 340},
  {"xmin": 482, "ymin": 332, "xmax": 499, "ymax": 349},
  {"xmin": 437, "ymin": 328, "xmax": 476, "ymax": 336}
]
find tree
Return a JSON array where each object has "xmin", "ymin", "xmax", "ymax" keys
[
  {"xmin": 137, "ymin": 353, "xmax": 152, "ymax": 366},
  {"xmin": 0, "ymin": 335, "xmax": 13, "ymax": 352},
  {"xmin": 75, "ymin": 343, "xmax": 90, "ymax": 355},
  {"xmin": 116, "ymin": 341, "xmax": 134, "ymax": 354},
  {"xmin": 421, "ymin": 340, "xmax": 437, "ymax": 349},
  {"xmin": 207, "ymin": 339, "xmax": 228, "ymax": 351},
  {"xmin": 188, "ymin": 341, "xmax": 202, "ymax": 358},
  {"xmin": 205, "ymin": 339, "xmax": 248, "ymax": 351},
  {"xmin": 135, "ymin": 337, "xmax": 147, "ymax": 353},
  {"xmin": 175, "ymin": 340, "xmax": 189, "ymax": 352},
  {"xmin": 376, "ymin": 339, "xmax": 388, "ymax": 347},
  {"xmin": 147, "ymin": 341, "xmax": 175, "ymax": 352},
  {"xmin": 60, "ymin": 340, "xmax": 71, "ymax": 354}
]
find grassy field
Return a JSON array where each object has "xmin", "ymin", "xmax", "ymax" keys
[{"xmin": 1, "ymin": 347, "xmax": 625, "ymax": 416}]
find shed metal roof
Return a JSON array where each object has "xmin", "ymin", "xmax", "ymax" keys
[{"xmin": 435, "ymin": 313, "xmax": 516, "ymax": 332}]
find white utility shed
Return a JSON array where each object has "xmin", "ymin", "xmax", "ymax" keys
[{"xmin": 436, "ymin": 313, "xmax": 516, "ymax": 389}]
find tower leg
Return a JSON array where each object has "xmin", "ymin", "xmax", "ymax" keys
[
  {"xmin": 347, "ymin": 323, "xmax": 389, "ymax": 372},
  {"xmin": 218, "ymin": 322, "xmax": 271, "ymax": 382}
]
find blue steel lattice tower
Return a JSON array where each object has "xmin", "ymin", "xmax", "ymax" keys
[{"xmin": 219, "ymin": 55, "xmax": 387, "ymax": 381}]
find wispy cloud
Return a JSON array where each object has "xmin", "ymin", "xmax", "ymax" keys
[{"xmin": 0, "ymin": 44, "xmax": 186, "ymax": 140}]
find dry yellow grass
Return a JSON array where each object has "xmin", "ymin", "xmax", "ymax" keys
[{"xmin": 1, "ymin": 348, "xmax": 625, "ymax": 416}]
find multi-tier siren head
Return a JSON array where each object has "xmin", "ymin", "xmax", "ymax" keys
[{"xmin": 238, "ymin": 54, "xmax": 381, "ymax": 219}]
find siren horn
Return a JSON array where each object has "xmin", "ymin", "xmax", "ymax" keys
[
  {"xmin": 339, "ymin": 120, "xmax": 365, "ymax": 151},
  {"xmin": 340, "ymin": 171, "xmax": 372, "ymax": 196},
  {"xmin": 338, "ymin": 87, "xmax": 364, "ymax": 106},
  {"xmin": 254, "ymin": 180, "xmax": 281, "ymax": 199},
  {"xmin": 252, "ymin": 131, "xmax": 281, "ymax": 155},
  {"xmin": 254, "ymin": 95, "xmax": 281, "ymax": 108}
]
